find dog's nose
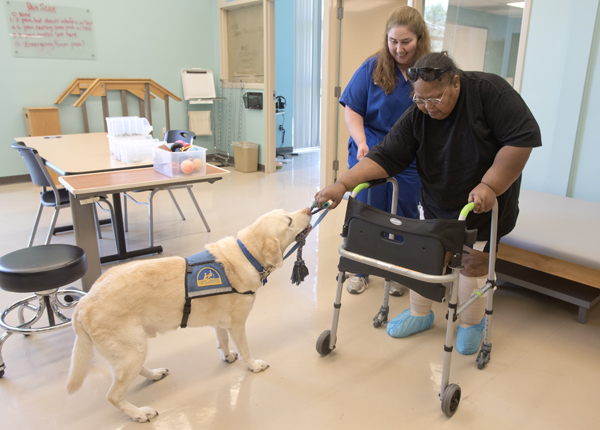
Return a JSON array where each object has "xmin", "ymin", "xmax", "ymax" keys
[{"xmin": 302, "ymin": 207, "xmax": 311, "ymax": 215}]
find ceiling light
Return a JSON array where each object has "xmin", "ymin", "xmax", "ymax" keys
[{"xmin": 507, "ymin": 2, "xmax": 525, "ymax": 7}]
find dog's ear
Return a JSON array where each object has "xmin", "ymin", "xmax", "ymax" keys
[{"xmin": 262, "ymin": 238, "xmax": 284, "ymax": 268}]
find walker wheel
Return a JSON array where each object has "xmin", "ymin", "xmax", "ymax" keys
[
  {"xmin": 441, "ymin": 383, "xmax": 461, "ymax": 417},
  {"xmin": 373, "ymin": 312, "xmax": 388, "ymax": 328},
  {"xmin": 476, "ymin": 350, "xmax": 490, "ymax": 370},
  {"xmin": 373, "ymin": 305, "xmax": 389, "ymax": 328},
  {"xmin": 316, "ymin": 330, "xmax": 334, "ymax": 356}
]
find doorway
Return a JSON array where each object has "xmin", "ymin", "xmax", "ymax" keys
[{"xmin": 274, "ymin": 0, "xmax": 322, "ymax": 172}]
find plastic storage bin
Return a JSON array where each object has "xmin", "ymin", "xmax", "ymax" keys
[
  {"xmin": 121, "ymin": 138, "xmax": 161, "ymax": 164},
  {"xmin": 232, "ymin": 141, "xmax": 259, "ymax": 173},
  {"xmin": 106, "ymin": 116, "xmax": 153, "ymax": 137},
  {"xmin": 153, "ymin": 146, "xmax": 207, "ymax": 178},
  {"xmin": 108, "ymin": 135, "xmax": 159, "ymax": 163}
]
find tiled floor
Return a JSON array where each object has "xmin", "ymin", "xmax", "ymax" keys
[{"xmin": 0, "ymin": 150, "xmax": 599, "ymax": 429}]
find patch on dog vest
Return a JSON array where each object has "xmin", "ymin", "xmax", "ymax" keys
[
  {"xmin": 186, "ymin": 250, "xmax": 233, "ymax": 298},
  {"xmin": 181, "ymin": 250, "xmax": 254, "ymax": 328}
]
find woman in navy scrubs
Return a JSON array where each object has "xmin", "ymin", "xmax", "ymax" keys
[{"xmin": 340, "ymin": 6, "xmax": 431, "ymax": 294}]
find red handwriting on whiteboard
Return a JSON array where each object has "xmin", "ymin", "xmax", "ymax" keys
[
  {"xmin": 8, "ymin": 3, "xmax": 94, "ymax": 55},
  {"xmin": 26, "ymin": 3, "xmax": 57, "ymax": 13}
]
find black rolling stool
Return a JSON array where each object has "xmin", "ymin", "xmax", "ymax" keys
[{"xmin": 0, "ymin": 244, "xmax": 87, "ymax": 378}]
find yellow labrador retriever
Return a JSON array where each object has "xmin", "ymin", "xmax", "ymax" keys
[{"xmin": 67, "ymin": 207, "xmax": 312, "ymax": 422}]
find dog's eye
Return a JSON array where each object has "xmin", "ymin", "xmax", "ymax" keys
[{"xmin": 286, "ymin": 216, "xmax": 293, "ymax": 226}]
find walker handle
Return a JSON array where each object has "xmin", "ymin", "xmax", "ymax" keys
[
  {"xmin": 352, "ymin": 179, "xmax": 388, "ymax": 195},
  {"xmin": 459, "ymin": 202, "xmax": 475, "ymax": 220},
  {"xmin": 353, "ymin": 183, "xmax": 370, "ymax": 194}
]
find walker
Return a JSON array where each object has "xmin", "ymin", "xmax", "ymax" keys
[{"xmin": 316, "ymin": 178, "xmax": 498, "ymax": 417}]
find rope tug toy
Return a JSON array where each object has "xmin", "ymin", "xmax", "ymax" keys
[{"xmin": 289, "ymin": 202, "xmax": 330, "ymax": 286}]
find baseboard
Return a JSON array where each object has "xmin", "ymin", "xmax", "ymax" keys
[
  {"xmin": 208, "ymin": 154, "xmax": 265, "ymax": 173},
  {"xmin": 0, "ymin": 174, "xmax": 31, "ymax": 185}
]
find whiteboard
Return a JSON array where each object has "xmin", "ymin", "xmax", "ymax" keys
[
  {"xmin": 181, "ymin": 69, "xmax": 217, "ymax": 101},
  {"xmin": 226, "ymin": 3, "xmax": 264, "ymax": 84},
  {"xmin": 442, "ymin": 23, "xmax": 487, "ymax": 71},
  {"xmin": 5, "ymin": 1, "xmax": 96, "ymax": 60}
]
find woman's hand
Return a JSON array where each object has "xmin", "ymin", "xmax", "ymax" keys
[
  {"xmin": 314, "ymin": 157, "xmax": 389, "ymax": 210},
  {"xmin": 356, "ymin": 142, "xmax": 369, "ymax": 161},
  {"xmin": 461, "ymin": 245, "xmax": 489, "ymax": 277},
  {"xmin": 468, "ymin": 183, "xmax": 496, "ymax": 213},
  {"xmin": 314, "ymin": 182, "xmax": 347, "ymax": 210}
]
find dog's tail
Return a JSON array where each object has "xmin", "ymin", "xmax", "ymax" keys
[{"xmin": 66, "ymin": 307, "xmax": 94, "ymax": 394}]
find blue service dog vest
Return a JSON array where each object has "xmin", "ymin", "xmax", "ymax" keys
[{"xmin": 181, "ymin": 250, "xmax": 254, "ymax": 328}]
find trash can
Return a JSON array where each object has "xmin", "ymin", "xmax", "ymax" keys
[{"xmin": 232, "ymin": 141, "xmax": 259, "ymax": 173}]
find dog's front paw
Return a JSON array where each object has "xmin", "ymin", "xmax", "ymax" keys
[
  {"xmin": 248, "ymin": 360, "xmax": 269, "ymax": 373},
  {"xmin": 220, "ymin": 350, "xmax": 238, "ymax": 363},
  {"xmin": 132, "ymin": 406, "xmax": 158, "ymax": 423}
]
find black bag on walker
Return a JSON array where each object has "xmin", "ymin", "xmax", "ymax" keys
[{"xmin": 339, "ymin": 198, "xmax": 470, "ymax": 302}]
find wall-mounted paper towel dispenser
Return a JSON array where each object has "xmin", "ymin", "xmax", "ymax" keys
[{"xmin": 243, "ymin": 92, "xmax": 263, "ymax": 110}]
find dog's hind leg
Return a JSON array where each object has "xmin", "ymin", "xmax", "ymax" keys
[
  {"xmin": 214, "ymin": 327, "xmax": 238, "ymax": 363},
  {"xmin": 226, "ymin": 326, "xmax": 269, "ymax": 372},
  {"xmin": 99, "ymin": 335, "xmax": 159, "ymax": 422}
]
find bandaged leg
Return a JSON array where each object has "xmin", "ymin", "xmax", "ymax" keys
[
  {"xmin": 387, "ymin": 290, "xmax": 434, "ymax": 338},
  {"xmin": 456, "ymin": 273, "xmax": 488, "ymax": 355}
]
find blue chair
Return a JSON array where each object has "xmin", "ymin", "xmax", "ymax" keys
[
  {"xmin": 122, "ymin": 130, "xmax": 210, "ymax": 247},
  {"xmin": 11, "ymin": 141, "xmax": 118, "ymax": 247}
]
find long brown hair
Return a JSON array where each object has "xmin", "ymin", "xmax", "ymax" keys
[{"xmin": 372, "ymin": 6, "xmax": 431, "ymax": 95}]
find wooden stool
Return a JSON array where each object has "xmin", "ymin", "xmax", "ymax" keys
[{"xmin": 0, "ymin": 244, "xmax": 87, "ymax": 378}]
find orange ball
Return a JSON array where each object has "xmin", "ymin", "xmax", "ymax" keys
[
  {"xmin": 180, "ymin": 159, "xmax": 195, "ymax": 174},
  {"xmin": 192, "ymin": 158, "xmax": 204, "ymax": 171}
]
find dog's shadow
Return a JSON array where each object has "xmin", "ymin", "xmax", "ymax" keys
[{"xmin": 123, "ymin": 366, "xmax": 259, "ymax": 426}]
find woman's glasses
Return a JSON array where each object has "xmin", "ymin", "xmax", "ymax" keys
[
  {"xmin": 412, "ymin": 81, "xmax": 451, "ymax": 106},
  {"xmin": 406, "ymin": 67, "xmax": 453, "ymax": 82}
]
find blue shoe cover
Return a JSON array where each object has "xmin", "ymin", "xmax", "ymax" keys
[
  {"xmin": 387, "ymin": 308, "xmax": 434, "ymax": 338},
  {"xmin": 456, "ymin": 317, "xmax": 485, "ymax": 355}
]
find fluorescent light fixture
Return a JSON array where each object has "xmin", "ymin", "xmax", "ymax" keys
[{"xmin": 507, "ymin": 2, "xmax": 525, "ymax": 7}]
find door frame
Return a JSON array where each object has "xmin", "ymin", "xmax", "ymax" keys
[{"xmin": 218, "ymin": 0, "xmax": 276, "ymax": 173}]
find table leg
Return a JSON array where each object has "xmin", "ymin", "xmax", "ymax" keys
[
  {"xmin": 69, "ymin": 193, "xmax": 101, "ymax": 292},
  {"xmin": 98, "ymin": 193, "xmax": 163, "ymax": 264},
  {"xmin": 111, "ymin": 192, "xmax": 127, "ymax": 256}
]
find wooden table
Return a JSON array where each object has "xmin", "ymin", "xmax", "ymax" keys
[
  {"xmin": 15, "ymin": 132, "xmax": 153, "ymax": 175},
  {"xmin": 14, "ymin": 133, "xmax": 229, "ymax": 291},
  {"xmin": 59, "ymin": 165, "xmax": 228, "ymax": 291}
]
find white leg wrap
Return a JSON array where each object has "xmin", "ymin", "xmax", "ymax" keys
[
  {"xmin": 458, "ymin": 273, "xmax": 488, "ymax": 328},
  {"xmin": 409, "ymin": 290, "xmax": 433, "ymax": 316}
]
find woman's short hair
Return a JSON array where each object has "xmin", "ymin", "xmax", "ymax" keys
[{"xmin": 373, "ymin": 6, "xmax": 432, "ymax": 95}]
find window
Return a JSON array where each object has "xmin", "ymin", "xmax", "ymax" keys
[{"xmin": 423, "ymin": 0, "xmax": 526, "ymax": 87}]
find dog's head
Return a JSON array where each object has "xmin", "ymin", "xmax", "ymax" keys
[{"xmin": 238, "ymin": 207, "xmax": 312, "ymax": 269}]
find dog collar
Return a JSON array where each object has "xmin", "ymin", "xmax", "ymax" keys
[{"xmin": 237, "ymin": 239, "xmax": 271, "ymax": 285}]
